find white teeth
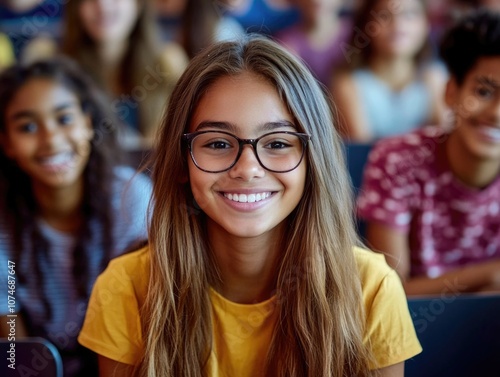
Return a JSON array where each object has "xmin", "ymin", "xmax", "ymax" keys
[
  {"xmin": 39, "ymin": 152, "xmax": 73, "ymax": 166},
  {"xmin": 224, "ymin": 192, "xmax": 270, "ymax": 203},
  {"xmin": 479, "ymin": 126, "xmax": 500, "ymax": 142}
]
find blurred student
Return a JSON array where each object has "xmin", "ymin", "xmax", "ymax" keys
[
  {"xmin": 62, "ymin": 0, "xmax": 188, "ymax": 146},
  {"xmin": 0, "ymin": 58, "xmax": 152, "ymax": 376},
  {"xmin": 357, "ymin": 10, "xmax": 500, "ymax": 296},
  {"xmin": 275, "ymin": 0, "xmax": 351, "ymax": 87},
  {"xmin": 331, "ymin": 0, "xmax": 447, "ymax": 142},
  {"xmin": 78, "ymin": 35, "xmax": 420, "ymax": 377}
]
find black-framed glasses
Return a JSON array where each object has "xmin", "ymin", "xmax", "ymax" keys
[{"xmin": 183, "ymin": 130, "xmax": 311, "ymax": 173}]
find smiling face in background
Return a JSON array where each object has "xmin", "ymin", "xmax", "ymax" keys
[
  {"xmin": 446, "ymin": 56, "xmax": 500, "ymax": 162},
  {"xmin": 2, "ymin": 78, "xmax": 94, "ymax": 192},
  {"xmin": 187, "ymin": 72, "xmax": 307, "ymax": 240},
  {"xmin": 79, "ymin": 0, "xmax": 139, "ymax": 44}
]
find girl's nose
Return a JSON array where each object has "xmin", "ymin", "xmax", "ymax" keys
[
  {"xmin": 39, "ymin": 122, "xmax": 63, "ymax": 148},
  {"xmin": 228, "ymin": 145, "xmax": 265, "ymax": 181}
]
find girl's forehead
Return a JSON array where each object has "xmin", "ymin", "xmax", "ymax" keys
[
  {"xmin": 190, "ymin": 72, "xmax": 294, "ymax": 134},
  {"xmin": 6, "ymin": 78, "xmax": 81, "ymax": 114}
]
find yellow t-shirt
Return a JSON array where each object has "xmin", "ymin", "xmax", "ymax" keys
[{"xmin": 78, "ymin": 247, "xmax": 422, "ymax": 374}]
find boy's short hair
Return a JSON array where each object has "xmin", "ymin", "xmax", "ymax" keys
[{"xmin": 440, "ymin": 9, "xmax": 500, "ymax": 84}]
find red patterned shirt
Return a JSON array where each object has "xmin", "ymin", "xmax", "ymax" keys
[{"xmin": 357, "ymin": 127, "xmax": 500, "ymax": 278}]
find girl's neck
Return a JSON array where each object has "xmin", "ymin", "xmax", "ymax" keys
[
  {"xmin": 369, "ymin": 55, "xmax": 416, "ymax": 91},
  {"xmin": 446, "ymin": 132, "xmax": 500, "ymax": 188},
  {"xmin": 98, "ymin": 40, "xmax": 128, "ymax": 93},
  {"xmin": 98, "ymin": 40, "xmax": 128, "ymax": 67},
  {"xmin": 33, "ymin": 180, "xmax": 85, "ymax": 233},
  {"xmin": 208, "ymin": 222, "xmax": 284, "ymax": 304}
]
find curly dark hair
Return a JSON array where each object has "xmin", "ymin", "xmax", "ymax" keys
[
  {"xmin": 0, "ymin": 57, "xmax": 125, "ymax": 321},
  {"xmin": 440, "ymin": 9, "xmax": 500, "ymax": 84}
]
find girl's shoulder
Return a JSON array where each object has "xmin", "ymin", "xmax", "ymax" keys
[
  {"xmin": 103, "ymin": 245, "xmax": 151, "ymax": 290},
  {"xmin": 353, "ymin": 246, "xmax": 393, "ymax": 277},
  {"xmin": 353, "ymin": 246, "xmax": 401, "ymax": 294}
]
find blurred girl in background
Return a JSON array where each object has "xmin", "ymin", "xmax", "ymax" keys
[
  {"xmin": 0, "ymin": 58, "xmax": 152, "ymax": 377},
  {"xmin": 62, "ymin": 0, "xmax": 188, "ymax": 146},
  {"xmin": 331, "ymin": 0, "xmax": 447, "ymax": 142}
]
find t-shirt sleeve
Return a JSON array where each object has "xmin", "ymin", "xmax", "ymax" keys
[
  {"xmin": 364, "ymin": 268, "xmax": 422, "ymax": 369},
  {"xmin": 78, "ymin": 256, "xmax": 143, "ymax": 365},
  {"xmin": 356, "ymin": 140, "xmax": 415, "ymax": 232}
]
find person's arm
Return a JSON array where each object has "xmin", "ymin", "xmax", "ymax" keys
[
  {"xmin": 403, "ymin": 260, "xmax": 500, "ymax": 296},
  {"xmin": 366, "ymin": 221, "xmax": 500, "ymax": 296},
  {"xmin": 366, "ymin": 222, "xmax": 411, "ymax": 279},
  {"xmin": 375, "ymin": 362, "xmax": 404, "ymax": 377},
  {"xmin": 98, "ymin": 355, "xmax": 136, "ymax": 377},
  {"xmin": 330, "ymin": 72, "xmax": 372, "ymax": 142}
]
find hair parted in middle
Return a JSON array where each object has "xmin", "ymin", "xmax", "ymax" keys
[{"xmin": 141, "ymin": 34, "xmax": 375, "ymax": 377}]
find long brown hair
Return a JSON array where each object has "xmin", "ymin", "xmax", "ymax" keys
[
  {"xmin": 141, "ymin": 35, "xmax": 375, "ymax": 376},
  {"xmin": 62, "ymin": 0, "xmax": 175, "ymax": 138}
]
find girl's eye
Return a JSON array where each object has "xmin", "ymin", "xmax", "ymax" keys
[
  {"xmin": 17, "ymin": 122, "xmax": 37, "ymax": 134},
  {"xmin": 58, "ymin": 113, "xmax": 75, "ymax": 126},
  {"xmin": 201, "ymin": 139, "xmax": 233, "ymax": 149},
  {"xmin": 476, "ymin": 86, "xmax": 494, "ymax": 99},
  {"xmin": 267, "ymin": 141, "xmax": 289, "ymax": 149}
]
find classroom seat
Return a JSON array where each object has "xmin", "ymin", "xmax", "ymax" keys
[
  {"xmin": 343, "ymin": 142, "xmax": 373, "ymax": 239},
  {"xmin": 343, "ymin": 142, "xmax": 373, "ymax": 195},
  {"xmin": 405, "ymin": 294, "xmax": 500, "ymax": 377},
  {"xmin": 0, "ymin": 337, "xmax": 63, "ymax": 377}
]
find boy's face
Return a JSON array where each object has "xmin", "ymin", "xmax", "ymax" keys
[{"xmin": 446, "ymin": 56, "xmax": 500, "ymax": 161}]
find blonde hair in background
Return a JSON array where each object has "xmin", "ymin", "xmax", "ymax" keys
[{"xmin": 141, "ymin": 35, "xmax": 376, "ymax": 377}]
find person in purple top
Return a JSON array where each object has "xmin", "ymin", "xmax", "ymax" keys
[
  {"xmin": 275, "ymin": 0, "xmax": 351, "ymax": 87},
  {"xmin": 357, "ymin": 9, "xmax": 500, "ymax": 296}
]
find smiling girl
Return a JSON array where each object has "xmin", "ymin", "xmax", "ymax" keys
[
  {"xmin": 0, "ymin": 58, "xmax": 152, "ymax": 377},
  {"xmin": 78, "ymin": 35, "xmax": 421, "ymax": 377}
]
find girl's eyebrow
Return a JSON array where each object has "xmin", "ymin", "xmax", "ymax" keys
[
  {"xmin": 8, "ymin": 102, "xmax": 79, "ymax": 121},
  {"xmin": 194, "ymin": 120, "xmax": 297, "ymax": 132},
  {"xmin": 477, "ymin": 76, "xmax": 500, "ymax": 88}
]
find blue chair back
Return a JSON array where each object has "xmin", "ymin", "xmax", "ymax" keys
[
  {"xmin": 343, "ymin": 142, "xmax": 373, "ymax": 196},
  {"xmin": 406, "ymin": 294, "xmax": 500, "ymax": 377},
  {"xmin": 343, "ymin": 142, "xmax": 373, "ymax": 239},
  {"xmin": 0, "ymin": 337, "xmax": 63, "ymax": 377}
]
